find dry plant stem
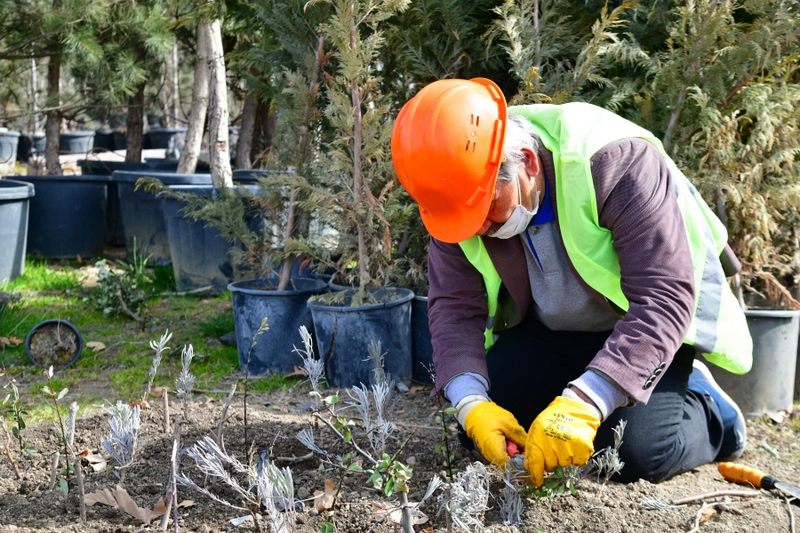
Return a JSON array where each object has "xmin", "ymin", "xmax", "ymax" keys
[
  {"xmin": 163, "ymin": 391, "xmax": 170, "ymax": 433},
  {"xmin": 213, "ymin": 383, "xmax": 237, "ymax": 451},
  {"xmin": 50, "ymin": 391, "xmax": 70, "ymax": 490},
  {"xmin": 0, "ymin": 418, "xmax": 21, "ymax": 480},
  {"xmin": 398, "ymin": 491, "xmax": 414, "ymax": 533},
  {"xmin": 67, "ymin": 402, "xmax": 77, "ymax": 448},
  {"xmin": 49, "ymin": 451, "xmax": 60, "ymax": 490},
  {"xmin": 313, "ymin": 412, "xmax": 375, "ymax": 464},
  {"xmin": 160, "ymin": 418, "xmax": 182, "ymax": 532},
  {"xmin": 116, "ymin": 288, "xmax": 145, "ymax": 327},
  {"xmin": 75, "ymin": 455, "xmax": 86, "ymax": 522},
  {"xmin": 687, "ymin": 502, "xmax": 711, "ymax": 533},
  {"xmin": 786, "ymin": 496, "xmax": 796, "ymax": 533},
  {"xmin": 670, "ymin": 489, "xmax": 761, "ymax": 506},
  {"xmin": 274, "ymin": 452, "xmax": 314, "ymax": 464}
]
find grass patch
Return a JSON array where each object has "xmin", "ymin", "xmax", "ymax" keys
[
  {"xmin": 3, "ymin": 258, "xmax": 239, "ymax": 421},
  {"xmin": 2, "ymin": 260, "xmax": 81, "ymax": 292},
  {"xmin": 248, "ymin": 374, "xmax": 300, "ymax": 393},
  {"xmin": 197, "ymin": 308, "xmax": 235, "ymax": 339}
]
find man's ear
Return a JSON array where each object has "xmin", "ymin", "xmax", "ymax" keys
[{"xmin": 521, "ymin": 146, "xmax": 541, "ymax": 178}]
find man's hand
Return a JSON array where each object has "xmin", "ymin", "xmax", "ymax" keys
[
  {"xmin": 524, "ymin": 395, "xmax": 601, "ymax": 486},
  {"xmin": 463, "ymin": 401, "xmax": 527, "ymax": 467}
]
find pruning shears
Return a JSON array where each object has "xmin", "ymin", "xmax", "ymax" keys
[
  {"xmin": 718, "ymin": 462, "xmax": 800, "ymax": 502},
  {"xmin": 506, "ymin": 439, "xmax": 526, "ymax": 471}
]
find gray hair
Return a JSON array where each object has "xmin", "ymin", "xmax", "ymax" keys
[{"xmin": 498, "ymin": 115, "xmax": 540, "ymax": 182}]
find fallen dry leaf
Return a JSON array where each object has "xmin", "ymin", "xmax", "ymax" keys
[
  {"xmin": 77, "ymin": 449, "xmax": 108, "ymax": 472},
  {"xmin": 313, "ymin": 479, "xmax": 337, "ymax": 512},
  {"xmin": 85, "ymin": 485, "xmax": 191, "ymax": 524},
  {"xmin": 129, "ymin": 399, "xmax": 150, "ymax": 410},
  {"xmin": 370, "ymin": 501, "xmax": 428, "ymax": 526},
  {"xmin": 85, "ymin": 341, "xmax": 106, "ymax": 352},
  {"xmin": 286, "ymin": 366, "xmax": 308, "ymax": 378},
  {"xmin": 151, "ymin": 386, "xmax": 167, "ymax": 398},
  {"xmin": 698, "ymin": 505, "xmax": 717, "ymax": 525},
  {"xmin": 0, "ymin": 337, "xmax": 23, "ymax": 350}
]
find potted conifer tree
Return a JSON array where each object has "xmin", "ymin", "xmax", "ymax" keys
[{"xmin": 304, "ymin": 0, "xmax": 414, "ymax": 388}]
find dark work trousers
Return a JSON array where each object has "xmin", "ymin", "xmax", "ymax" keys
[{"xmin": 465, "ymin": 310, "xmax": 725, "ymax": 483}]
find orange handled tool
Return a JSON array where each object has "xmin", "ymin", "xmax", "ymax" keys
[{"xmin": 718, "ymin": 462, "xmax": 800, "ymax": 500}]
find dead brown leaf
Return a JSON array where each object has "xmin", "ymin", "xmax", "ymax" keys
[
  {"xmin": 129, "ymin": 399, "xmax": 150, "ymax": 410},
  {"xmin": 0, "ymin": 337, "xmax": 23, "ymax": 350},
  {"xmin": 286, "ymin": 366, "xmax": 308, "ymax": 378},
  {"xmin": 85, "ymin": 341, "xmax": 106, "ymax": 352},
  {"xmin": 369, "ymin": 501, "xmax": 428, "ymax": 526},
  {"xmin": 84, "ymin": 485, "xmax": 191, "ymax": 524},
  {"xmin": 313, "ymin": 479, "xmax": 337, "ymax": 512}
]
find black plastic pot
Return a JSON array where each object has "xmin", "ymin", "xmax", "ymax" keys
[
  {"xmin": 162, "ymin": 184, "xmax": 259, "ymax": 291},
  {"xmin": 308, "ymin": 288, "xmax": 414, "ymax": 388},
  {"xmin": 113, "ymin": 130, "xmax": 127, "ymax": 151},
  {"xmin": 229, "ymin": 277, "xmax": 329, "ymax": 375},
  {"xmin": 113, "ymin": 171, "xmax": 212, "ymax": 263},
  {"xmin": 17, "ymin": 133, "xmax": 40, "ymax": 162},
  {"xmin": 0, "ymin": 179, "xmax": 35, "ymax": 281},
  {"xmin": 25, "ymin": 319, "xmax": 83, "ymax": 370},
  {"xmin": 0, "ymin": 130, "xmax": 20, "ymax": 165},
  {"xmin": 231, "ymin": 168, "xmax": 290, "ymax": 183},
  {"xmin": 15, "ymin": 174, "xmax": 109, "ymax": 258},
  {"xmin": 411, "ymin": 295, "xmax": 434, "ymax": 384},
  {"xmin": 146, "ymin": 128, "xmax": 186, "ymax": 150},
  {"xmin": 59, "ymin": 131, "xmax": 95, "ymax": 154},
  {"xmin": 93, "ymin": 130, "xmax": 115, "ymax": 152}
]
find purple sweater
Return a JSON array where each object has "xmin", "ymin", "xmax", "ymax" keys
[{"xmin": 427, "ymin": 139, "xmax": 738, "ymax": 405}]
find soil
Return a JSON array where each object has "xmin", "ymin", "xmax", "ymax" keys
[{"xmin": 0, "ymin": 384, "xmax": 798, "ymax": 533}]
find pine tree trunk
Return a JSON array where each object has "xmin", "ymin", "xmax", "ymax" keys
[
  {"xmin": 204, "ymin": 19, "xmax": 232, "ymax": 188},
  {"xmin": 177, "ymin": 24, "xmax": 210, "ymax": 174},
  {"xmin": 44, "ymin": 53, "xmax": 61, "ymax": 175},
  {"xmin": 234, "ymin": 93, "xmax": 257, "ymax": 170},
  {"xmin": 251, "ymin": 98, "xmax": 275, "ymax": 167},
  {"xmin": 125, "ymin": 83, "xmax": 146, "ymax": 163}
]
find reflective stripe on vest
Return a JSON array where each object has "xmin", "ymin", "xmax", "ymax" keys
[{"xmin": 458, "ymin": 103, "xmax": 752, "ymax": 374}]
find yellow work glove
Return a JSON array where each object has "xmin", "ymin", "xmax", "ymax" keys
[
  {"xmin": 524, "ymin": 395, "xmax": 601, "ymax": 486},
  {"xmin": 463, "ymin": 400, "xmax": 527, "ymax": 467}
]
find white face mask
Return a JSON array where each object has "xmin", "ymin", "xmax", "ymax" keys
[{"xmin": 487, "ymin": 174, "xmax": 539, "ymax": 239}]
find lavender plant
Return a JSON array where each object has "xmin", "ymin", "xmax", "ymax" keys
[
  {"xmin": 41, "ymin": 366, "xmax": 71, "ymax": 493},
  {"xmin": 142, "ymin": 329, "xmax": 172, "ymax": 405},
  {"xmin": 438, "ymin": 462, "xmax": 491, "ymax": 532},
  {"xmin": 101, "ymin": 401, "xmax": 141, "ymax": 482},
  {"xmin": 177, "ymin": 436, "xmax": 299, "ymax": 533},
  {"xmin": 175, "ymin": 344, "xmax": 196, "ymax": 419},
  {"xmin": 292, "ymin": 325, "xmax": 325, "ymax": 410}
]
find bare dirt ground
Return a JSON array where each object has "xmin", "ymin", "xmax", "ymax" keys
[{"xmin": 0, "ymin": 384, "xmax": 798, "ymax": 533}]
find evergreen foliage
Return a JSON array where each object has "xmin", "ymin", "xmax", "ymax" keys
[{"xmin": 306, "ymin": 0, "xmax": 411, "ymax": 303}]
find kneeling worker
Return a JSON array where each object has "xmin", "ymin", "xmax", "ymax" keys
[{"xmin": 390, "ymin": 78, "xmax": 752, "ymax": 485}]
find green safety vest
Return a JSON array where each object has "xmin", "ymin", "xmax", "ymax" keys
[{"xmin": 458, "ymin": 103, "xmax": 752, "ymax": 374}]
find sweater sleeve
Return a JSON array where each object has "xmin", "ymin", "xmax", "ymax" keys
[
  {"xmin": 427, "ymin": 238, "xmax": 493, "ymax": 393},
  {"xmin": 587, "ymin": 138, "xmax": 695, "ymax": 404}
]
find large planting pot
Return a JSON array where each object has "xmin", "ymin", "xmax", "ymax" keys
[
  {"xmin": 80, "ymin": 159, "xmax": 184, "ymax": 247},
  {"xmin": 709, "ymin": 308, "xmax": 800, "ymax": 417},
  {"xmin": 0, "ymin": 130, "xmax": 21, "ymax": 165},
  {"xmin": 59, "ymin": 131, "xmax": 95, "ymax": 154},
  {"xmin": 113, "ymin": 171, "xmax": 212, "ymax": 263},
  {"xmin": 162, "ymin": 184, "xmax": 259, "ymax": 291},
  {"xmin": 411, "ymin": 295, "xmax": 434, "ymax": 384},
  {"xmin": 17, "ymin": 133, "xmax": 45, "ymax": 162},
  {"xmin": 0, "ymin": 179, "xmax": 35, "ymax": 281},
  {"xmin": 308, "ymin": 288, "xmax": 414, "ymax": 388},
  {"xmin": 92, "ymin": 130, "xmax": 115, "ymax": 152},
  {"xmin": 146, "ymin": 128, "xmax": 186, "ymax": 150},
  {"xmin": 229, "ymin": 277, "xmax": 328, "ymax": 375},
  {"xmin": 15, "ymin": 174, "xmax": 109, "ymax": 258}
]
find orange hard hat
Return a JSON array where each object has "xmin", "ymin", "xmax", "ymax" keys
[{"xmin": 391, "ymin": 78, "xmax": 507, "ymax": 243}]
